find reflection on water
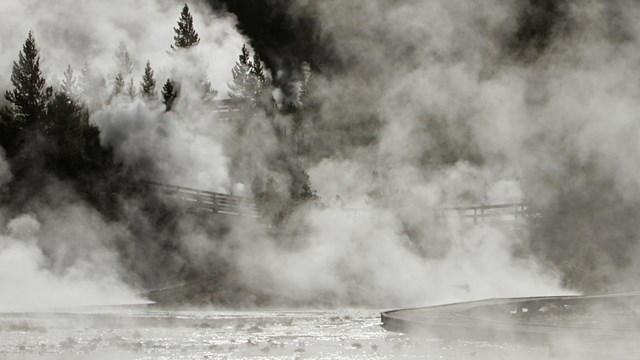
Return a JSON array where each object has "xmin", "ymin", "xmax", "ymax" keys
[{"xmin": 0, "ymin": 308, "xmax": 546, "ymax": 359}]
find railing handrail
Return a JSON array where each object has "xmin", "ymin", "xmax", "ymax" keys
[
  {"xmin": 442, "ymin": 202, "xmax": 528, "ymax": 212},
  {"xmin": 140, "ymin": 180, "xmax": 252, "ymax": 203},
  {"xmin": 140, "ymin": 180, "xmax": 259, "ymax": 217},
  {"xmin": 141, "ymin": 180, "xmax": 533, "ymax": 222}
]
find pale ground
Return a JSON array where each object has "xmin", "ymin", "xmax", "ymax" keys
[{"xmin": 0, "ymin": 308, "xmax": 549, "ymax": 359}]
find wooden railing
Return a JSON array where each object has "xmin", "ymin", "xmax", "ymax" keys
[
  {"xmin": 437, "ymin": 202, "xmax": 534, "ymax": 223},
  {"xmin": 141, "ymin": 179, "xmax": 533, "ymax": 224},
  {"xmin": 212, "ymin": 98, "xmax": 245, "ymax": 121},
  {"xmin": 142, "ymin": 180, "xmax": 259, "ymax": 218}
]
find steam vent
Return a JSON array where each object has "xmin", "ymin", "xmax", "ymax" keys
[{"xmin": 382, "ymin": 292, "xmax": 640, "ymax": 359}]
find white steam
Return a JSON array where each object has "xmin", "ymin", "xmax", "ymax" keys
[
  {"xmin": 0, "ymin": 0, "xmax": 243, "ymax": 94},
  {"xmin": 7, "ymin": 0, "xmax": 640, "ymax": 310},
  {"xmin": 0, "ymin": 212, "xmax": 142, "ymax": 311}
]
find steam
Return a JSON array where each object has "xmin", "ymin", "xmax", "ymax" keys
[
  {"xmin": 0, "ymin": 212, "xmax": 142, "ymax": 311},
  {"xmin": 265, "ymin": 0, "xmax": 640, "ymax": 296},
  {"xmin": 0, "ymin": 0, "xmax": 243, "ymax": 93},
  {"xmin": 4, "ymin": 0, "xmax": 639, "ymax": 311},
  {"xmin": 230, "ymin": 207, "xmax": 563, "ymax": 307},
  {"xmin": 93, "ymin": 99, "xmax": 232, "ymax": 190}
]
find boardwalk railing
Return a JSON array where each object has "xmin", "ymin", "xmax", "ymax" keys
[
  {"xmin": 142, "ymin": 180, "xmax": 259, "ymax": 218},
  {"xmin": 335, "ymin": 202, "xmax": 534, "ymax": 224},
  {"xmin": 437, "ymin": 203, "xmax": 533, "ymax": 223},
  {"xmin": 141, "ymin": 179, "xmax": 533, "ymax": 224},
  {"xmin": 212, "ymin": 99, "xmax": 245, "ymax": 121}
]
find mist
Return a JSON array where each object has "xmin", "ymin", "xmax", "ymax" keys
[
  {"xmin": 259, "ymin": 0, "xmax": 640, "ymax": 296},
  {"xmin": 4, "ymin": 1, "xmax": 640, "ymax": 359}
]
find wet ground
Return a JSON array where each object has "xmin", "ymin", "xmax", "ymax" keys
[{"xmin": 0, "ymin": 308, "xmax": 548, "ymax": 359}]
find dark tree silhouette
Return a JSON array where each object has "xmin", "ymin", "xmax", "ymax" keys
[
  {"xmin": 162, "ymin": 78, "xmax": 178, "ymax": 111},
  {"xmin": 140, "ymin": 61, "xmax": 157, "ymax": 100},
  {"xmin": 45, "ymin": 92, "xmax": 91, "ymax": 173},
  {"xmin": 4, "ymin": 31, "xmax": 49, "ymax": 132},
  {"xmin": 251, "ymin": 52, "xmax": 266, "ymax": 82},
  {"xmin": 251, "ymin": 52, "xmax": 267, "ymax": 101},
  {"xmin": 172, "ymin": 4, "xmax": 200, "ymax": 50}
]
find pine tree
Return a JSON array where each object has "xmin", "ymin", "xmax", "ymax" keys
[
  {"xmin": 251, "ymin": 53, "xmax": 266, "ymax": 83},
  {"xmin": 291, "ymin": 169, "xmax": 318, "ymax": 203},
  {"xmin": 172, "ymin": 4, "xmax": 200, "ymax": 50},
  {"xmin": 60, "ymin": 65, "xmax": 79, "ymax": 99},
  {"xmin": 161, "ymin": 79, "xmax": 177, "ymax": 111},
  {"xmin": 140, "ymin": 61, "xmax": 157, "ymax": 100},
  {"xmin": 4, "ymin": 31, "xmax": 49, "ymax": 131},
  {"xmin": 126, "ymin": 78, "xmax": 137, "ymax": 99},
  {"xmin": 251, "ymin": 52, "xmax": 267, "ymax": 101},
  {"xmin": 228, "ymin": 45, "xmax": 255, "ymax": 101},
  {"xmin": 113, "ymin": 72, "xmax": 125, "ymax": 95},
  {"xmin": 200, "ymin": 79, "xmax": 218, "ymax": 103},
  {"xmin": 114, "ymin": 42, "xmax": 133, "ymax": 98},
  {"xmin": 45, "ymin": 92, "xmax": 90, "ymax": 172},
  {"xmin": 239, "ymin": 44, "xmax": 250, "ymax": 65},
  {"xmin": 115, "ymin": 41, "xmax": 134, "ymax": 77}
]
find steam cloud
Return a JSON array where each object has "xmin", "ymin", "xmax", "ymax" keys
[
  {"xmin": 259, "ymin": 0, "xmax": 640, "ymax": 297},
  {"xmin": 2, "ymin": 0, "xmax": 638, "ymax": 311}
]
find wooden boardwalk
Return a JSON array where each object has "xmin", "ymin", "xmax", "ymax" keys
[
  {"xmin": 212, "ymin": 99, "xmax": 245, "ymax": 121},
  {"xmin": 437, "ymin": 202, "xmax": 535, "ymax": 224},
  {"xmin": 142, "ymin": 180, "xmax": 535, "ymax": 224},
  {"xmin": 142, "ymin": 180, "xmax": 259, "ymax": 217}
]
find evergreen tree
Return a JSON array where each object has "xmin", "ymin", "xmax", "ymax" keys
[
  {"xmin": 126, "ymin": 78, "xmax": 137, "ymax": 99},
  {"xmin": 251, "ymin": 52, "xmax": 267, "ymax": 100},
  {"xmin": 44, "ymin": 91, "xmax": 112, "ymax": 180},
  {"xmin": 113, "ymin": 72, "xmax": 125, "ymax": 95},
  {"xmin": 0, "ymin": 109, "xmax": 20, "ymax": 157},
  {"xmin": 161, "ymin": 78, "xmax": 177, "ymax": 111},
  {"xmin": 172, "ymin": 4, "xmax": 200, "ymax": 50},
  {"xmin": 251, "ymin": 53, "xmax": 266, "ymax": 82},
  {"xmin": 238, "ymin": 44, "xmax": 250, "ymax": 66},
  {"xmin": 60, "ymin": 65, "xmax": 79, "ymax": 99},
  {"xmin": 228, "ymin": 45, "xmax": 256, "ymax": 101},
  {"xmin": 4, "ymin": 31, "xmax": 49, "ymax": 131},
  {"xmin": 140, "ymin": 61, "xmax": 156, "ymax": 100},
  {"xmin": 45, "ymin": 92, "xmax": 90, "ymax": 173},
  {"xmin": 291, "ymin": 169, "xmax": 318, "ymax": 203},
  {"xmin": 200, "ymin": 79, "xmax": 218, "ymax": 103},
  {"xmin": 113, "ymin": 42, "xmax": 133, "ymax": 99},
  {"xmin": 115, "ymin": 41, "xmax": 134, "ymax": 77}
]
